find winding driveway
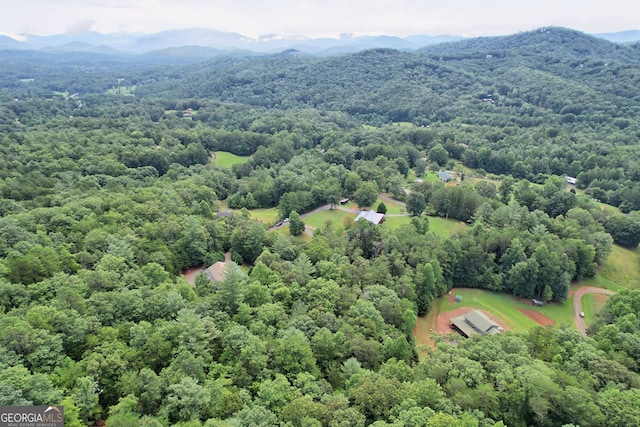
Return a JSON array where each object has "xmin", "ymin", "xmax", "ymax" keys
[{"xmin": 573, "ymin": 286, "xmax": 615, "ymax": 335}]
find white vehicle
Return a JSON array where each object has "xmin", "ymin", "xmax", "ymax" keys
[{"xmin": 579, "ymin": 311, "xmax": 585, "ymax": 318}]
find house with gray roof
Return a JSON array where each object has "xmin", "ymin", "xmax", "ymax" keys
[
  {"xmin": 355, "ymin": 210, "xmax": 385, "ymax": 225},
  {"xmin": 438, "ymin": 170, "xmax": 453, "ymax": 182},
  {"xmin": 450, "ymin": 309, "xmax": 502, "ymax": 338}
]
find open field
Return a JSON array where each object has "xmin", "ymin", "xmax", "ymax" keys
[
  {"xmin": 597, "ymin": 245, "xmax": 640, "ymax": 289},
  {"xmin": 577, "ymin": 275, "xmax": 626, "ymax": 293},
  {"xmin": 382, "ymin": 215, "xmax": 468, "ymax": 239},
  {"xmin": 245, "ymin": 208, "xmax": 280, "ymax": 225},
  {"xmin": 213, "ymin": 151, "xmax": 250, "ymax": 168},
  {"xmin": 383, "ymin": 216, "xmax": 412, "ymax": 230},
  {"xmin": 428, "ymin": 216, "xmax": 468, "ymax": 238},
  {"xmin": 415, "ymin": 287, "xmax": 577, "ymax": 355},
  {"xmin": 302, "ymin": 208, "xmax": 356, "ymax": 230}
]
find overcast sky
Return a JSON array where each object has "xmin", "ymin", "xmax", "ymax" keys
[{"xmin": 2, "ymin": 0, "xmax": 638, "ymax": 39}]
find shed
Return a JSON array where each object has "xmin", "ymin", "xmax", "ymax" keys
[{"xmin": 454, "ymin": 295, "xmax": 463, "ymax": 302}]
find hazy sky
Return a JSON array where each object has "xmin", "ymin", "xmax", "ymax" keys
[{"xmin": 3, "ymin": 0, "xmax": 638, "ymax": 38}]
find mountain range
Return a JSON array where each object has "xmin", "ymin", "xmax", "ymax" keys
[{"xmin": 1, "ymin": 27, "xmax": 639, "ymax": 58}]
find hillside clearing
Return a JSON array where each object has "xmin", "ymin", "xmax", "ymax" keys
[{"xmin": 213, "ymin": 151, "xmax": 250, "ymax": 168}]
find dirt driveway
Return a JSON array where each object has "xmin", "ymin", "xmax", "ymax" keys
[{"xmin": 573, "ymin": 286, "xmax": 615, "ymax": 335}]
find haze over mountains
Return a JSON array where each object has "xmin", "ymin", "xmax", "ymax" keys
[{"xmin": 0, "ymin": 27, "xmax": 639, "ymax": 57}]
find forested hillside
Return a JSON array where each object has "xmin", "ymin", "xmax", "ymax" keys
[{"xmin": 1, "ymin": 27, "xmax": 640, "ymax": 426}]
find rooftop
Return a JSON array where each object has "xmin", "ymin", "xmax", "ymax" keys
[
  {"xmin": 204, "ymin": 261, "xmax": 228, "ymax": 282},
  {"xmin": 450, "ymin": 309, "xmax": 502, "ymax": 337},
  {"xmin": 355, "ymin": 210, "xmax": 385, "ymax": 225}
]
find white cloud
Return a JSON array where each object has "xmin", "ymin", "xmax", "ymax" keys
[{"xmin": 1, "ymin": 0, "xmax": 638, "ymax": 38}]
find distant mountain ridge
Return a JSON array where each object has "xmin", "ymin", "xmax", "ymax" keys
[
  {"xmin": 1, "ymin": 27, "xmax": 638, "ymax": 57},
  {"xmin": 0, "ymin": 28, "xmax": 463, "ymax": 56},
  {"xmin": 594, "ymin": 30, "xmax": 640, "ymax": 44}
]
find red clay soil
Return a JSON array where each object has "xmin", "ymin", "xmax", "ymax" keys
[
  {"xmin": 183, "ymin": 266, "xmax": 204, "ymax": 286},
  {"xmin": 436, "ymin": 307, "xmax": 510, "ymax": 334},
  {"xmin": 517, "ymin": 308, "xmax": 555, "ymax": 327}
]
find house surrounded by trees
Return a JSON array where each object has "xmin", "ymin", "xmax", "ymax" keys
[{"xmin": 204, "ymin": 261, "xmax": 229, "ymax": 282}]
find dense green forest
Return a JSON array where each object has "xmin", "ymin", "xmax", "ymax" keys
[{"xmin": 1, "ymin": 27, "xmax": 640, "ymax": 426}]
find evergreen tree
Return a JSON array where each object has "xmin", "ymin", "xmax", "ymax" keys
[{"xmin": 289, "ymin": 211, "xmax": 305, "ymax": 236}]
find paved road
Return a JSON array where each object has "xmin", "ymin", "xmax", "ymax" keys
[{"xmin": 573, "ymin": 286, "xmax": 615, "ymax": 335}]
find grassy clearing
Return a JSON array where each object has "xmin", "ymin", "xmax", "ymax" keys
[
  {"xmin": 271, "ymin": 226, "xmax": 312, "ymax": 241},
  {"xmin": 576, "ymin": 275, "xmax": 626, "ymax": 293},
  {"xmin": 383, "ymin": 215, "xmax": 469, "ymax": 239},
  {"xmin": 105, "ymin": 86, "xmax": 136, "ymax": 96},
  {"xmin": 245, "ymin": 208, "xmax": 280, "ymax": 226},
  {"xmin": 424, "ymin": 171, "xmax": 440, "ymax": 183},
  {"xmin": 214, "ymin": 151, "xmax": 250, "ymax": 168},
  {"xmin": 597, "ymin": 245, "xmax": 640, "ymax": 289},
  {"xmin": 383, "ymin": 216, "xmax": 412, "ymax": 230},
  {"xmin": 581, "ymin": 293, "xmax": 597, "ymax": 326},
  {"xmin": 428, "ymin": 216, "xmax": 468, "ymax": 238},
  {"xmin": 579, "ymin": 293, "xmax": 610, "ymax": 328},
  {"xmin": 375, "ymin": 197, "xmax": 405, "ymax": 214},
  {"xmin": 434, "ymin": 288, "xmax": 575, "ymax": 331},
  {"xmin": 302, "ymin": 209, "xmax": 355, "ymax": 230},
  {"xmin": 591, "ymin": 200, "xmax": 622, "ymax": 215},
  {"xmin": 464, "ymin": 175, "xmax": 502, "ymax": 189}
]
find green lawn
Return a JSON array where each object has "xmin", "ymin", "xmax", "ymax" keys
[
  {"xmin": 271, "ymin": 225, "xmax": 312, "ymax": 241},
  {"xmin": 424, "ymin": 171, "xmax": 440, "ymax": 183},
  {"xmin": 383, "ymin": 216, "xmax": 412, "ymax": 230},
  {"xmin": 428, "ymin": 216, "xmax": 468, "ymax": 238},
  {"xmin": 302, "ymin": 209, "xmax": 356, "ymax": 230},
  {"xmin": 213, "ymin": 151, "xmax": 250, "ymax": 168},
  {"xmin": 435, "ymin": 288, "xmax": 575, "ymax": 331},
  {"xmin": 579, "ymin": 292, "xmax": 611, "ymax": 328},
  {"xmin": 383, "ymin": 215, "xmax": 467, "ymax": 238},
  {"xmin": 244, "ymin": 208, "xmax": 280, "ymax": 225},
  {"xmin": 374, "ymin": 197, "xmax": 405, "ymax": 214}
]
